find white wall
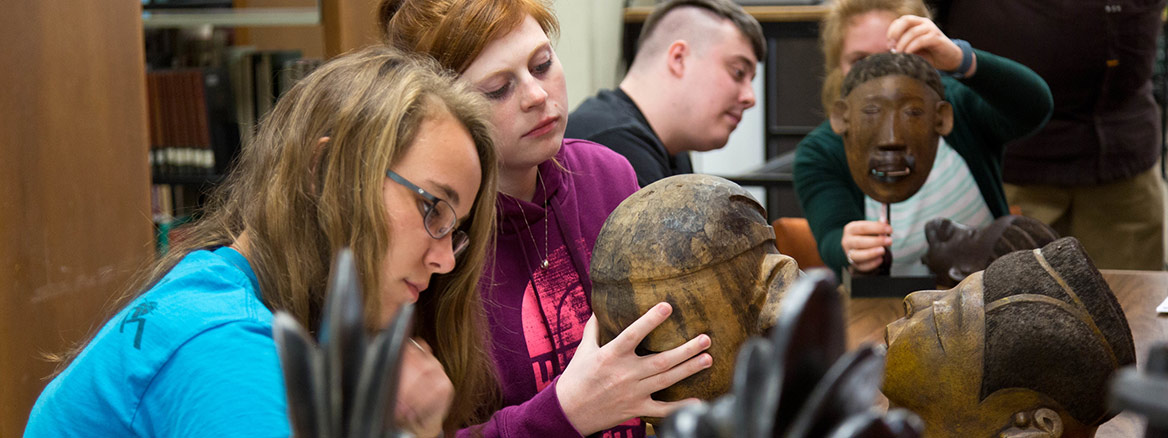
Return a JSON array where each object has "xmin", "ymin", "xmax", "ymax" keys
[{"xmin": 552, "ymin": 0, "xmax": 626, "ymax": 111}]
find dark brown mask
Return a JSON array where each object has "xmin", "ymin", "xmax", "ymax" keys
[
  {"xmin": 830, "ymin": 53, "xmax": 953, "ymax": 203},
  {"xmin": 922, "ymin": 215, "xmax": 1060, "ymax": 287}
]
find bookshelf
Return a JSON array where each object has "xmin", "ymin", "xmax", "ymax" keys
[{"xmin": 142, "ymin": 0, "xmax": 379, "ymax": 250}]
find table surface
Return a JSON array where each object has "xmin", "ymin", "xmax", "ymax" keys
[{"xmin": 845, "ymin": 269, "xmax": 1168, "ymax": 437}]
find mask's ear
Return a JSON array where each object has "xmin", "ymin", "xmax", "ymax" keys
[
  {"xmin": 947, "ymin": 266, "xmax": 966, "ymax": 285},
  {"xmin": 829, "ymin": 99, "xmax": 850, "ymax": 135},
  {"xmin": 757, "ymin": 252, "xmax": 799, "ymax": 333},
  {"xmin": 935, "ymin": 101, "xmax": 954, "ymax": 136}
]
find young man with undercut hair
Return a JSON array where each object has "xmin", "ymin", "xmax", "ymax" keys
[{"xmin": 565, "ymin": 0, "xmax": 765, "ymax": 187}]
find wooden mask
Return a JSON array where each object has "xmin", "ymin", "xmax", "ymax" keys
[
  {"xmin": 830, "ymin": 53, "xmax": 953, "ymax": 204},
  {"xmin": 922, "ymin": 215, "xmax": 1060, "ymax": 287}
]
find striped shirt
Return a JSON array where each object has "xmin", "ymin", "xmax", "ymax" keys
[{"xmin": 865, "ymin": 138, "xmax": 993, "ymax": 275}]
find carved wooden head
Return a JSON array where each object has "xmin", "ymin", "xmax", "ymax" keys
[
  {"xmin": 590, "ymin": 174, "xmax": 798, "ymax": 409},
  {"xmin": 883, "ymin": 237, "xmax": 1135, "ymax": 437}
]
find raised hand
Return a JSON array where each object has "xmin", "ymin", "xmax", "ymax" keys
[{"xmin": 886, "ymin": 15, "xmax": 967, "ymax": 74}]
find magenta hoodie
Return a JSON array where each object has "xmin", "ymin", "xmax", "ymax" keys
[{"xmin": 459, "ymin": 139, "xmax": 642, "ymax": 438}]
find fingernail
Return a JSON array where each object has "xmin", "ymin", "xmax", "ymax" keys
[
  {"xmin": 702, "ymin": 354, "xmax": 713, "ymax": 368},
  {"xmin": 700, "ymin": 334, "xmax": 711, "ymax": 347},
  {"xmin": 657, "ymin": 302, "xmax": 671, "ymax": 315}
]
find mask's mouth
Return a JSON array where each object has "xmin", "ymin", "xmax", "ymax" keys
[{"xmin": 869, "ymin": 155, "xmax": 915, "ymax": 183}]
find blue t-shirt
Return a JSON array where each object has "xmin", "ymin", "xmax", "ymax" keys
[{"xmin": 25, "ymin": 247, "xmax": 292, "ymax": 437}]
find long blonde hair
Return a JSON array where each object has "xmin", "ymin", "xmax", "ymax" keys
[
  {"xmin": 58, "ymin": 45, "xmax": 500, "ymax": 430},
  {"xmin": 378, "ymin": 0, "xmax": 559, "ymax": 75},
  {"xmin": 819, "ymin": 0, "xmax": 931, "ymax": 113}
]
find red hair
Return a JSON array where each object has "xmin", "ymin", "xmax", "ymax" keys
[{"xmin": 380, "ymin": 0, "xmax": 560, "ymax": 74}]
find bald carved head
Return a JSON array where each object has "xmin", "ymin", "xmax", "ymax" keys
[{"xmin": 590, "ymin": 175, "xmax": 799, "ymax": 415}]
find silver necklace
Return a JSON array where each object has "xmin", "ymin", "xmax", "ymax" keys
[{"xmin": 515, "ymin": 169, "xmax": 550, "ymax": 270}]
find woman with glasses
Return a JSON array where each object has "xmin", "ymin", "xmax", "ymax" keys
[
  {"xmin": 25, "ymin": 46, "xmax": 498, "ymax": 438},
  {"xmin": 381, "ymin": 1, "xmax": 714, "ymax": 437}
]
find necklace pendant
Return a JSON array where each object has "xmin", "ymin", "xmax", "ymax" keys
[{"xmin": 540, "ymin": 259, "xmax": 549, "ymax": 269}]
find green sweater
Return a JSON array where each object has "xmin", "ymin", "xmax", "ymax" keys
[{"xmin": 793, "ymin": 50, "xmax": 1053, "ymax": 278}]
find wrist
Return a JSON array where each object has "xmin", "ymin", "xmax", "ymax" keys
[
  {"xmin": 946, "ymin": 39, "xmax": 975, "ymax": 78},
  {"xmin": 552, "ymin": 377, "xmax": 590, "ymax": 435}
]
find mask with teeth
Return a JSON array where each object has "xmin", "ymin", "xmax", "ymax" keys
[{"xmin": 830, "ymin": 53, "xmax": 953, "ymax": 203}]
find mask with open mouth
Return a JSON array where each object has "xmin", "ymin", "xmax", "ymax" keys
[
  {"xmin": 869, "ymin": 153, "xmax": 916, "ymax": 183},
  {"xmin": 830, "ymin": 53, "xmax": 953, "ymax": 204}
]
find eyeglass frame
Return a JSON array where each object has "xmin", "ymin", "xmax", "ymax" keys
[{"xmin": 385, "ymin": 170, "xmax": 470, "ymax": 257}]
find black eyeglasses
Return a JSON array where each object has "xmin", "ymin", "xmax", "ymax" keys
[{"xmin": 386, "ymin": 170, "xmax": 469, "ymax": 257}]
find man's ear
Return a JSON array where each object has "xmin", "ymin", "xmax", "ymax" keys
[
  {"xmin": 666, "ymin": 40, "xmax": 689, "ymax": 78},
  {"xmin": 829, "ymin": 100, "xmax": 850, "ymax": 135},
  {"xmin": 935, "ymin": 101, "xmax": 954, "ymax": 136}
]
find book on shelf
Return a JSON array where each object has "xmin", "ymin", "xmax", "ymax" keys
[
  {"xmin": 250, "ymin": 49, "xmax": 302, "ymax": 125},
  {"xmin": 146, "ymin": 68, "xmax": 217, "ymax": 179},
  {"xmin": 147, "ymin": 49, "xmax": 320, "ymax": 183},
  {"xmin": 226, "ymin": 46, "xmax": 256, "ymax": 147},
  {"xmin": 150, "ymin": 183, "xmax": 204, "ymax": 253}
]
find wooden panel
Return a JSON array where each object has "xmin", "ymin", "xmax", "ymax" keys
[
  {"xmin": 0, "ymin": 1, "xmax": 153, "ymax": 435},
  {"xmin": 234, "ymin": 0, "xmax": 381, "ymax": 59},
  {"xmin": 235, "ymin": 0, "xmax": 326, "ymax": 59},
  {"xmin": 322, "ymin": 0, "xmax": 381, "ymax": 57}
]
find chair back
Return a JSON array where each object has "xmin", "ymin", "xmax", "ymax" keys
[{"xmin": 773, "ymin": 217, "xmax": 825, "ymax": 269}]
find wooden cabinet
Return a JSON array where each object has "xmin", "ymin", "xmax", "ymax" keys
[
  {"xmin": 0, "ymin": 2, "xmax": 154, "ymax": 435},
  {"xmin": 1, "ymin": 2, "xmax": 380, "ymax": 434}
]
